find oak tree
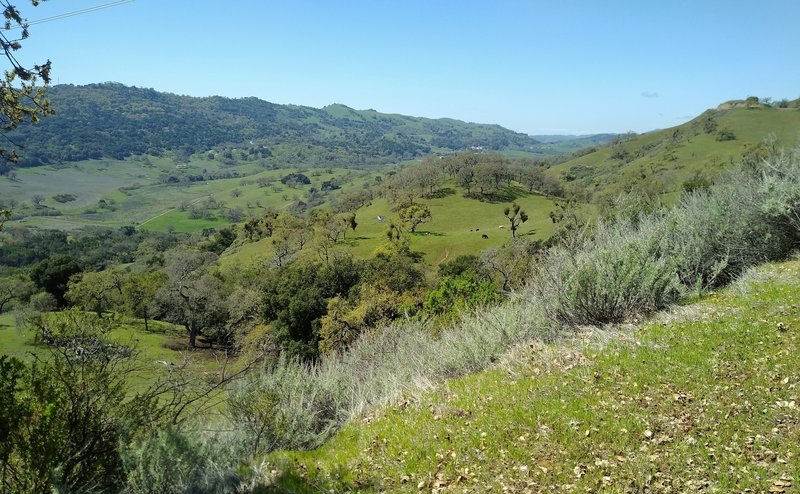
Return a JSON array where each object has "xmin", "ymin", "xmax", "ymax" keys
[{"xmin": 503, "ymin": 202, "xmax": 528, "ymax": 238}]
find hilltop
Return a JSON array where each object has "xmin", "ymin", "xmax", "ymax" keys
[
  {"xmin": 4, "ymin": 83, "xmax": 541, "ymax": 169},
  {"xmin": 549, "ymin": 99, "xmax": 800, "ymax": 201}
]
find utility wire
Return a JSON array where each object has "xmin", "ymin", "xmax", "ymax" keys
[{"xmin": 1, "ymin": 0, "xmax": 135, "ymax": 30}]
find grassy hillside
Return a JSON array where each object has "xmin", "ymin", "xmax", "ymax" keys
[
  {"xmin": 551, "ymin": 104, "xmax": 800, "ymax": 200},
  {"xmin": 3, "ymin": 155, "xmax": 560, "ymax": 268},
  {"xmin": 220, "ymin": 188, "xmax": 558, "ymax": 269},
  {"xmin": 1, "ymin": 157, "xmax": 376, "ymax": 231},
  {"xmin": 266, "ymin": 259, "xmax": 800, "ymax": 492}
]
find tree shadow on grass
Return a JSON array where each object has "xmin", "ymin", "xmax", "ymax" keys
[
  {"xmin": 465, "ymin": 185, "xmax": 527, "ymax": 203},
  {"xmin": 423, "ymin": 187, "xmax": 456, "ymax": 199}
]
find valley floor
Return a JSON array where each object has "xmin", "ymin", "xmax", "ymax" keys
[{"xmin": 265, "ymin": 260, "xmax": 800, "ymax": 492}]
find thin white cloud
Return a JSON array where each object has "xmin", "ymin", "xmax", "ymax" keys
[{"xmin": 641, "ymin": 91, "xmax": 660, "ymax": 98}]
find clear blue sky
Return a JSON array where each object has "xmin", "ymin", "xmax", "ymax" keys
[{"xmin": 12, "ymin": 0, "xmax": 800, "ymax": 134}]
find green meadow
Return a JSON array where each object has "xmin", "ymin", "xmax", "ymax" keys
[{"xmin": 220, "ymin": 187, "xmax": 558, "ymax": 270}]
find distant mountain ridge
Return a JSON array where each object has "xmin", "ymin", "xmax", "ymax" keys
[
  {"xmin": 7, "ymin": 83, "xmax": 541, "ymax": 168},
  {"xmin": 530, "ymin": 133, "xmax": 617, "ymax": 144},
  {"xmin": 525, "ymin": 133, "xmax": 619, "ymax": 156}
]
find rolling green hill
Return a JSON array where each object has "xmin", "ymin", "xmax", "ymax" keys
[
  {"xmin": 219, "ymin": 189, "xmax": 558, "ymax": 270},
  {"xmin": 5, "ymin": 83, "xmax": 541, "ymax": 169},
  {"xmin": 550, "ymin": 100, "xmax": 800, "ymax": 201}
]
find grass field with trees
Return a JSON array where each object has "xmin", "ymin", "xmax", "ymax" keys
[
  {"xmin": 1, "ymin": 41, "xmax": 800, "ymax": 492},
  {"xmin": 4, "ymin": 132, "xmax": 799, "ymax": 491},
  {"xmin": 2, "ymin": 1, "xmax": 800, "ymax": 490}
]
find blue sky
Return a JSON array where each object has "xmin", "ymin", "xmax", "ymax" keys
[{"xmin": 11, "ymin": 0, "xmax": 800, "ymax": 134}]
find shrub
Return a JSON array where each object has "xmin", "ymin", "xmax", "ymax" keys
[
  {"xmin": 533, "ymin": 217, "xmax": 680, "ymax": 326},
  {"xmin": 52, "ymin": 193, "xmax": 77, "ymax": 203},
  {"xmin": 123, "ymin": 429, "xmax": 249, "ymax": 494},
  {"xmin": 0, "ymin": 338, "xmax": 161, "ymax": 493},
  {"xmin": 702, "ymin": 117, "xmax": 718, "ymax": 134},
  {"xmin": 609, "ymin": 145, "xmax": 630, "ymax": 161},
  {"xmin": 758, "ymin": 147, "xmax": 800, "ymax": 240},
  {"xmin": 537, "ymin": 144, "xmax": 800, "ymax": 326},
  {"xmin": 662, "ymin": 168, "xmax": 794, "ymax": 290},
  {"xmin": 422, "ymin": 273, "xmax": 500, "ymax": 322},
  {"xmin": 715, "ymin": 128, "xmax": 736, "ymax": 141},
  {"xmin": 682, "ymin": 172, "xmax": 711, "ymax": 193},
  {"xmin": 319, "ymin": 284, "xmax": 412, "ymax": 355},
  {"xmin": 438, "ymin": 254, "xmax": 483, "ymax": 278}
]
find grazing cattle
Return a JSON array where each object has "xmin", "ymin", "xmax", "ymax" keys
[
  {"xmin": 481, "ymin": 234, "xmax": 489, "ymax": 239},
  {"xmin": 498, "ymin": 225, "xmax": 505, "ymax": 229}
]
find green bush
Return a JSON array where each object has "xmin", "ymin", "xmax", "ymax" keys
[
  {"xmin": 662, "ymin": 169, "xmax": 793, "ymax": 290},
  {"xmin": 758, "ymin": 147, "xmax": 800, "ymax": 240},
  {"xmin": 123, "ymin": 429, "xmax": 249, "ymax": 494},
  {"xmin": 715, "ymin": 128, "xmax": 736, "ymax": 141},
  {"xmin": 0, "ymin": 346, "xmax": 158, "ymax": 493},
  {"xmin": 534, "ymin": 217, "xmax": 680, "ymax": 326},
  {"xmin": 535, "ymin": 143, "xmax": 800, "ymax": 327},
  {"xmin": 52, "ymin": 193, "xmax": 77, "ymax": 203},
  {"xmin": 422, "ymin": 273, "xmax": 500, "ymax": 321}
]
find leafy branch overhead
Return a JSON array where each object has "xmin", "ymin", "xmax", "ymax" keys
[
  {"xmin": 0, "ymin": 0, "xmax": 52, "ymax": 160},
  {"xmin": 0, "ymin": 0, "xmax": 52, "ymax": 231}
]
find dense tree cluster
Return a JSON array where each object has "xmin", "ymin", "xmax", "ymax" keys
[
  {"xmin": 384, "ymin": 152, "xmax": 563, "ymax": 207},
  {"xmin": 5, "ymin": 83, "xmax": 540, "ymax": 169}
]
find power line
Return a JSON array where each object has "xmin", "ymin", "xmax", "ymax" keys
[{"xmin": 1, "ymin": 0, "xmax": 136, "ymax": 30}]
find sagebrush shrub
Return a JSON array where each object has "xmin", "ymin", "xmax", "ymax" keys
[{"xmin": 533, "ymin": 216, "xmax": 680, "ymax": 325}]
